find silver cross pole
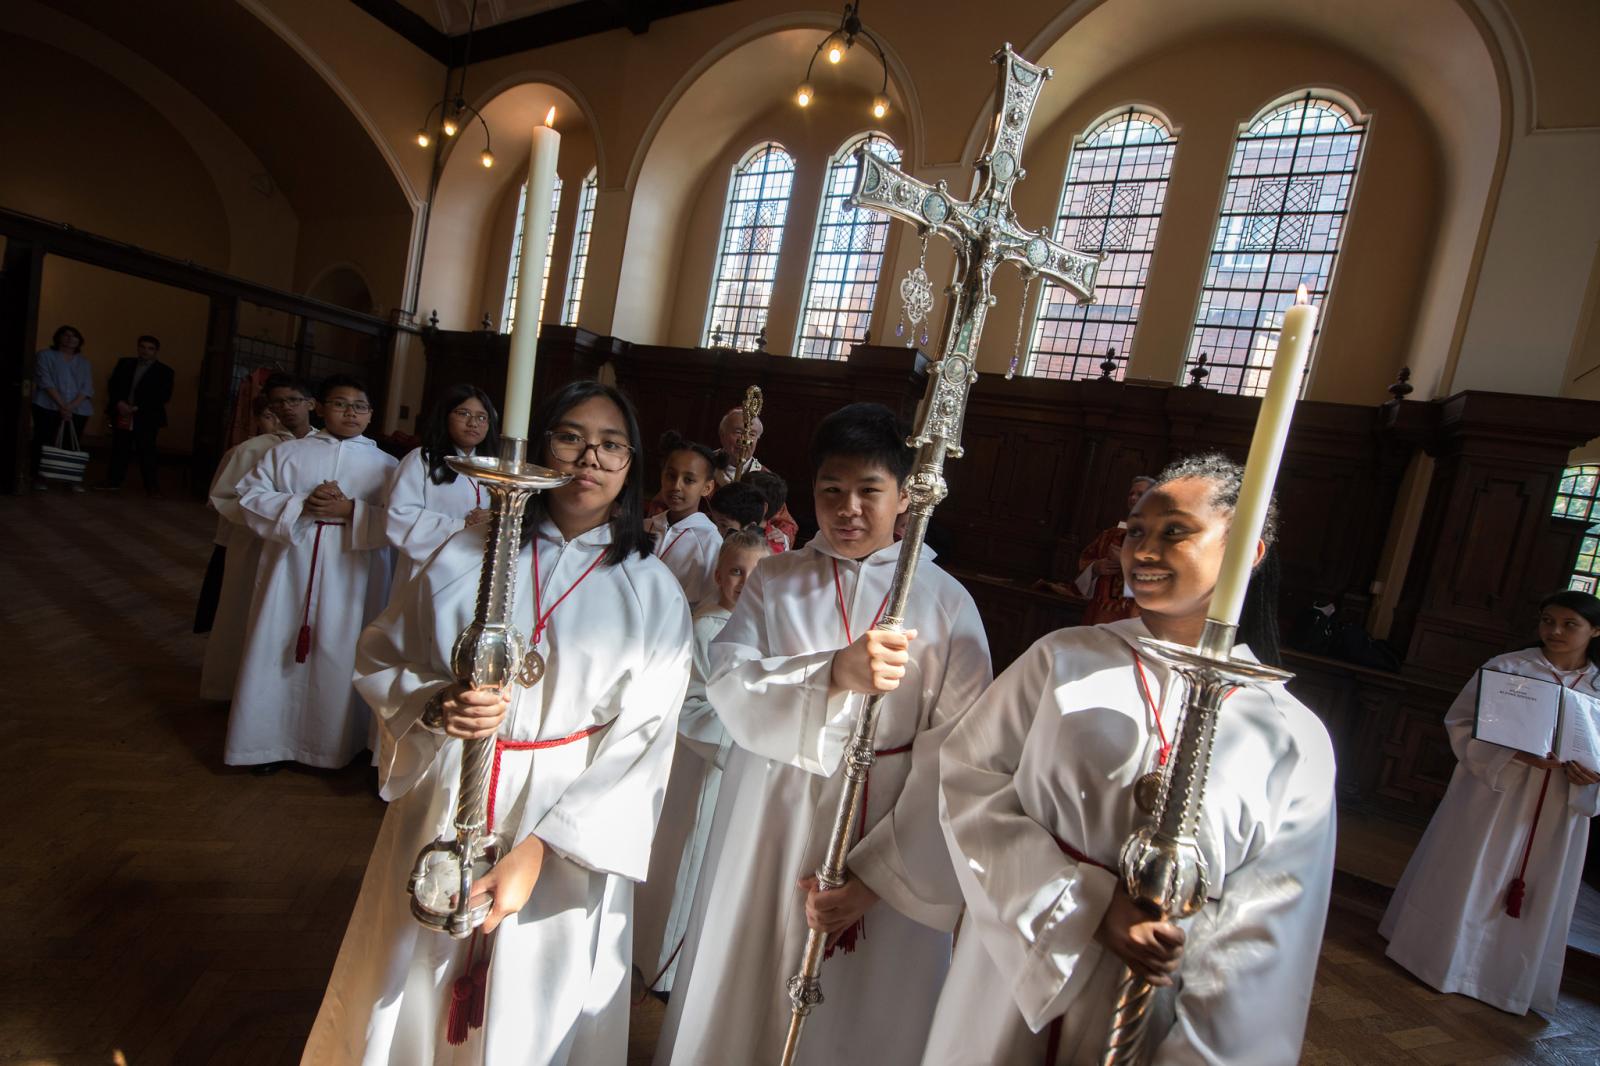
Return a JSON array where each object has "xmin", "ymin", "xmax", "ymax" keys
[{"xmin": 777, "ymin": 43, "xmax": 1099, "ymax": 1066}]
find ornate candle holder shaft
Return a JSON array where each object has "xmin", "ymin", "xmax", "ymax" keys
[
  {"xmin": 1098, "ymin": 621, "xmax": 1293, "ymax": 1064},
  {"xmin": 777, "ymin": 43, "xmax": 1100, "ymax": 1066},
  {"xmin": 405, "ymin": 437, "xmax": 569, "ymax": 939}
]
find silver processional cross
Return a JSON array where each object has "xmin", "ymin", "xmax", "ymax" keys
[{"xmin": 778, "ymin": 43, "xmax": 1101, "ymax": 1066}]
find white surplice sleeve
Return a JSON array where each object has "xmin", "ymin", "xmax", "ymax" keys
[
  {"xmin": 352, "ymin": 538, "xmax": 477, "ymax": 800},
  {"xmin": 521, "ymin": 569, "xmax": 693, "ymax": 882},
  {"xmin": 237, "ymin": 446, "xmax": 308, "ymax": 545},
  {"xmin": 385, "ymin": 448, "xmax": 467, "ymax": 566},
  {"xmin": 849, "ymin": 589, "xmax": 991, "ymax": 932},
  {"xmin": 939, "ymin": 638, "xmax": 1121, "ymax": 1031},
  {"xmin": 707, "ymin": 563, "xmax": 855, "ymax": 775},
  {"xmin": 1444, "ymin": 665, "xmax": 1518, "ymax": 791},
  {"xmin": 1155, "ymin": 697, "xmax": 1336, "ymax": 1066},
  {"xmin": 679, "ymin": 612, "xmax": 732, "ymax": 761}
]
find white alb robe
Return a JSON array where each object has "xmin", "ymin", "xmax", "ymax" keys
[
  {"xmin": 225, "ymin": 430, "xmax": 396, "ymax": 767},
  {"xmin": 656, "ymin": 537, "xmax": 993, "ymax": 1066},
  {"xmin": 1381, "ymin": 649, "xmax": 1600, "ymax": 1015},
  {"xmin": 303, "ymin": 518, "xmax": 692, "ymax": 1066},
  {"xmin": 930, "ymin": 619, "xmax": 1336, "ymax": 1066},
  {"xmin": 384, "ymin": 445, "xmax": 483, "ymax": 592},
  {"xmin": 634, "ymin": 601, "xmax": 734, "ymax": 993},
  {"xmin": 199, "ymin": 429, "xmax": 293, "ymax": 700},
  {"xmin": 645, "ymin": 509, "xmax": 721, "ymax": 608}
]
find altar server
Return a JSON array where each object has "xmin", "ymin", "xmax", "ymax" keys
[
  {"xmin": 303, "ymin": 380, "xmax": 691, "ymax": 1065},
  {"xmin": 644, "ymin": 430, "xmax": 721, "ymax": 606},
  {"xmin": 1381, "ymin": 589, "xmax": 1600, "ymax": 1016},
  {"xmin": 224, "ymin": 375, "xmax": 396, "ymax": 770},
  {"xmin": 930, "ymin": 453, "xmax": 1336, "ymax": 1065},
  {"xmin": 657, "ymin": 402, "xmax": 993, "ymax": 1066},
  {"xmin": 635, "ymin": 527, "xmax": 771, "ymax": 996},
  {"xmin": 384, "ymin": 384, "xmax": 497, "ymax": 591},
  {"xmin": 198, "ymin": 378, "xmax": 306, "ymax": 699}
]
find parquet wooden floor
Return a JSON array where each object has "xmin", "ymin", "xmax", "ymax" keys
[{"xmin": 1, "ymin": 489, "xmax": 1597, "ymax": 1065}]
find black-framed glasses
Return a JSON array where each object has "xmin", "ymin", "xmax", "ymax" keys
[
  {"xmin": 545, "ymin": 429, "xmax": 633, "ymax": 471},
  {"xmin": 325, "ymin": 399, "xmax": 372, "ymax": 414},
  {"xmin": 450, "ymin": 408, "xmax": 490, "ymax": 426}
]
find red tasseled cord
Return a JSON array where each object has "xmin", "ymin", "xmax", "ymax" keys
[
  {"xmin": 295, "ymin": 624, "xmax": 311, "ymax": 663},
  {"xmin": 1505, "ymin": 878, "xmax": 1526, "ymax": 918},
  {"xmin": 295, "ymin": 522, "xmax": 332, "ymax": 665},
  {"xmin": 824, "ymin": 918, "xmax": 865, "ymax": 960},
  {"xmin": 1506, "ymin": 766, "xmax": 1553, "ymax": 920},
  {"xmin": 446, "ymin": 972, "xmax": 473, "ymax": 1045},
  {"xmin": 467, "ymin": 957, "xmax": 489, "ymax": 1028}
]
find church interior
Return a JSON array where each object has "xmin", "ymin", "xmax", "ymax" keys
[{"xmin": 4, "ymin": 0, "xmax": 1600, "ymax": 1062}]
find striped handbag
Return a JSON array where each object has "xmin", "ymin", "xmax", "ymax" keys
[{"xmin": 39, "ymin": 419, "xmax": 90, "ymax": 483}]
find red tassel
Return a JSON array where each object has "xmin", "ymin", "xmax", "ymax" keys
[
  {"xmin": 295, "ymin": 624, "xmax": 311, "ymax": 663},
  {"xmin": 1506, "ymin": 877, "xmax": 1525, "ymax": 918},
  {"xmin": 467, "ymin": 956, "xmax": 489, "ymax": 1028},
  {"xmin": 823, "ymin": 917, "xmax": 865, "ymax": 960},
  {"xmin": 445, "ymin": 972, "xmax": 473, "ymax": 1045}
]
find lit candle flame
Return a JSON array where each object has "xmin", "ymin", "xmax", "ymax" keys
[
  {"xmin": 544, "ymin": 106, "xmax": 556, "ymax": 127},
  {"xmin": 1295, "ymin": 283, "xmax": 1309, "ymax": 305}
]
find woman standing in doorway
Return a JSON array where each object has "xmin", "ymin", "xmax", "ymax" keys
[{"xmin": 31, "ymin": 325, "xmax": 94, "ymax": 492}]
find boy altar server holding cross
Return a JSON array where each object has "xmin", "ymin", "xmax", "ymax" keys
[{"xmin": 656, "ymin": 402, "xmax": 993, "ymax": 1066}]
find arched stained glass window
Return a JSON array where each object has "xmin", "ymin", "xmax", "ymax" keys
[
  {"xmin": 795, "ymin": 133, "xmax": 902, "ymax": 360},
  {"xmin": 1026, "ymin": 109, "xmax": 1177, "ymax": 380},
  {"xmin": 1555, "ymin": 464, "xmax": 1600, "ymax": 593},
  {"xmin": 501, "ymin": 176, "xmax": 563, "ymax": 335},
  {"xmin": 704, "ymin": 143, "xmax": 795, "ymax": 349},
  {"xmin": 562, "ymin": 169, "xmax": 598, "ymax": 326},
  {"xmin": 1185, "ymin": 93, "xmax": 1366, "ymax": 395}
]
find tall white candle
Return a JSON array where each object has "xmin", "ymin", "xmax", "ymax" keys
[
  {"xmin": 1208, "ymin": 285, "xmax": 1318, "ymax": 627},
  {"xmin": 502, "ymin": 106, "xmax": 561, "ymax": 440}
]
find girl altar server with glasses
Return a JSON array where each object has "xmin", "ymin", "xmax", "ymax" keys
[
  {"xmin": 384, "ymin": 385, "xmax": 500, "ymax": 592},
  {"xmin": 305, "ymin": 381, "xmax": 692, "ymax": 1065}
]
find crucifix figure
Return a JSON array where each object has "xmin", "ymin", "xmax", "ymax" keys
[{"xmin": 777, "ymin": 43, "xmax": 1101, "ymax": 1066}]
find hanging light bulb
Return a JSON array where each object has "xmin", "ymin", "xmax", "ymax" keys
[
  {"xmin": 480, "ymin": 148, "xmax": 495, "ymax": 168},
  {"xmin": 442, "ymin": 110, "xmax": 460, "ymax": 137},
  {"xmin": 415, "ymin": 128, "xmax": 431, "ymax": 148},
  {"xmin": 796, "ymin": 82, "xmax": 814, "ymax": 108},
  {"xmin": 825, "ymin": 34, "xmax": 846, "ymax": 64},
  {"xmin": 871, "ymin": 94, "xmax": 889, "ymax": 120}
]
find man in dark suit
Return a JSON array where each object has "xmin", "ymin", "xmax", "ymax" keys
[{"xmin": 101, "ymin": 334, "xmax": 175, "ymax": 495}]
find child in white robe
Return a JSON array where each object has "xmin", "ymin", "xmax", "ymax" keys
[
  {"xmin": 385, "ymin": 384, "xmax": 497, "ymax": 592},
  {"xmin": 1382, "ymin": 589, "xmax": 1600, "ymax": 1015},
  {"xmin": 635, "ymin": 527, "xmax": 771, "ymax": 996},
  {"xmin": 643, "ymin": 431, "xmax": 721, "ymax": 607},
  {"xmin": 303, "ymin": 380, "xmax": 692, "ymax": 1066},
  {"xmin": 656, "ymin": 402, "xmax": 993, "ymax": 1066},
  {"xmin": 931, "ymin": 453, "xmax": 1337, "ymax": 1066},
  {"xmin": 225, "ymin": 375, "xmax": 397, "ymax": 770}
]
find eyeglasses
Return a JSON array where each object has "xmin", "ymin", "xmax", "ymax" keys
[
  {"xmin": 267, "ymin": 396, "xmax": 311, "ymax": 409},
  {"xmin": 450, "ymin": 409, "xmax": 490, "ymax": 426},
  {"xmin": 325, "ymin": 400, "xmax": 372, "ymax": 414},
  {"xmin": 545, "ymin": 429, "xmax": 634, "ymax": 471}
]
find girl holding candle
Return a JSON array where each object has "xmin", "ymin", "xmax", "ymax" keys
[
  {"xmin": 927, "ymin": 454, "xmax": 1337, "ymax": 1065},
  {"xmin": 1380, "ymin": 590, "xmax": 1600, "ymax": 1016}
]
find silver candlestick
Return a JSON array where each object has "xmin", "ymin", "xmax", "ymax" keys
[
  {"xmin": 1099, "ymin": 619, "xmax": 1293, "ymax": 1064},
  {"xmin": 406, "ymin": 436, "xmax": 570, "ymax": 938}
]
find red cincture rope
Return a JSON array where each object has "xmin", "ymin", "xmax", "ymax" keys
[
  {"xmin": 658, "ymin": 526, "xmax": 690, "ymax": 561},
  {"xmin": 1506, "ymin": 664, "xmax": 1588, "ymax": 918},
  {"xmin": 295, "ymin": 520, "xmax": 342, "ymax": 663},
  {"xmin": 824, "ymin": 557, "xmax": 900, "ymax": 959}
]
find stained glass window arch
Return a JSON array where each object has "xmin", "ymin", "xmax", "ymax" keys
[
  {"xmin": 1024, "ymin": 107, "xmax": 1178, "ymax": 380},
  {"xmin": 704, "ymin": 142, "xmax": 796, "ymax": 349},
  {"xmin": 794, "ymin": 132, "xmax": 903, "ymax": 360},
  {"xmin": 1184, "ymin": 91, "xmax": 1367, "ymax": 396},
  {"xmin": 563, "ymin": 168, "xmax": 598, "ymax": 326},
  {"xmin": 501, "ymin": 175, "xmax": 563, "ymax": 335},
  {"xmin": 1555, "ymin": 464, "xmax": 1600, "ymax": 593}
]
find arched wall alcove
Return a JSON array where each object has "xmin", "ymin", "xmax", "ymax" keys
[
  {"xmin": 414, "ymin": 80, "xmax": 598, "ymax": 333},
  {"xmin": 953, "ymin": 0, "xmax": 1509, "ymax": 401},
  {"xmin": 613, "ymin": 18, "xmax": 919, "ymax": 347}
]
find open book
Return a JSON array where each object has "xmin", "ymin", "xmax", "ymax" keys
[{"xmin": 1473, "ymin": 668, "xmax": 1600, "ymax": 766}]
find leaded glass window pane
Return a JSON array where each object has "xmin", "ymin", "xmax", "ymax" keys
[
  {"xmin": 705, "ymin": 143, "xmax": 795, "ymax": 349},
  {"xmin": 1027, "ymin": 110, "xmax": 1177, "ymax": 381},
  {"xmin": 1555, "ymin": 464, "xmax": 1600, "ymax": 591},
  {"xmin": 502, "ymin": 177, "xmax": 563, "ymax": 335},
  {"xmin": 795, "ymin": 134, "xmax": 901, "ymax": 360},
  {"xmin": 563, "ymin": 170, "xmax": 598, "ymax": 326},
  {"xmin": 1184, "ymin": 95, "xmax": 1366, "ymax": 396}
]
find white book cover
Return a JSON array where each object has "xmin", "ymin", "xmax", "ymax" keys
[{"xmin": 1473, "ymin": 668, "xmax": 1561, "ymax": 757}]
